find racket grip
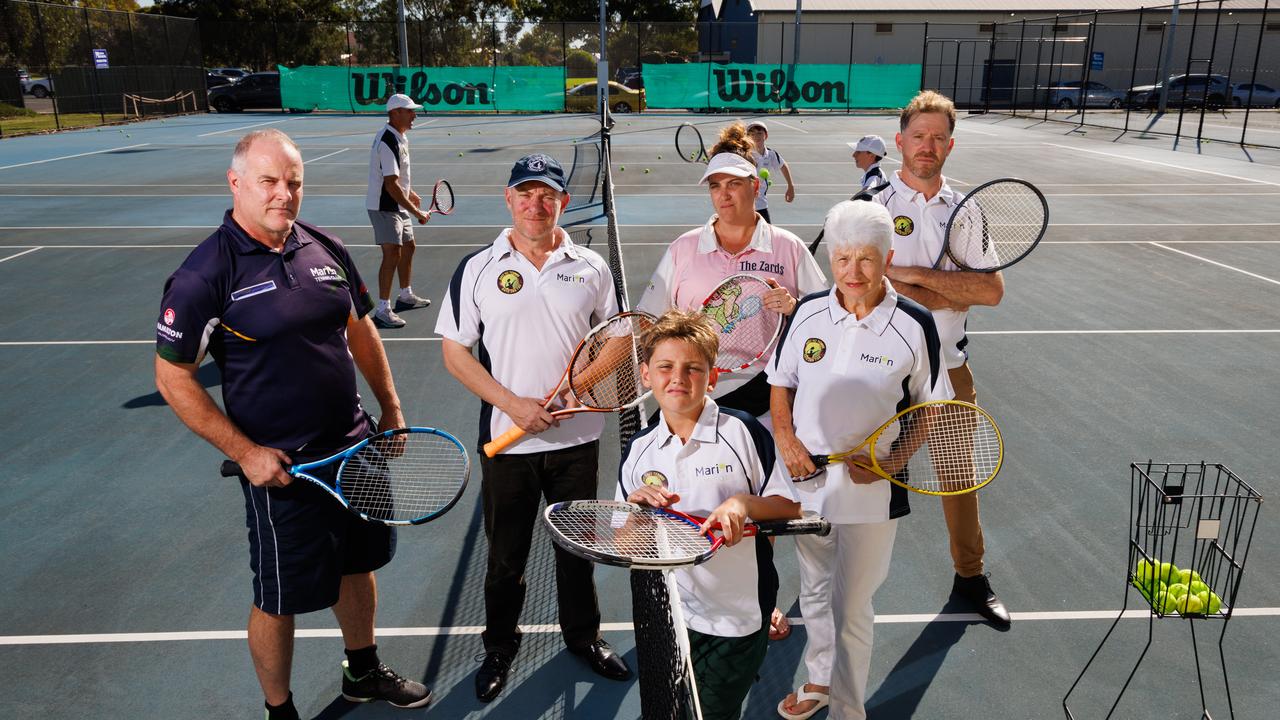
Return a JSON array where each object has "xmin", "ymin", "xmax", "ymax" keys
[
  {"xmin": 483, "ymin": 425, "xmax": 528, "ymax": 457},
  {"xmin": 220, "ymin": 460, "xmax": 243, "ymax": 478},
  {"xmin": 754, "ymin": 517, "xmax": 832, "ymax": 537}
]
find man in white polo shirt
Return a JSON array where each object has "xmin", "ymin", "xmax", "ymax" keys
[
  {"xmin": 871, "ymin": 90, "xmax": 1011, "ymax": 629},
  {"xmin": 367, "ymin": 93, "xmax": 431, "ymax": 329},
  {"xmin": 435, "ymin": 153, "xmax": 631, "ymax": 703}
]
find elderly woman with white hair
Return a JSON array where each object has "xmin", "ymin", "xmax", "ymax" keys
[{"xmin": 768, "ymin": 200, "xmax": 954, "ymax": 720}]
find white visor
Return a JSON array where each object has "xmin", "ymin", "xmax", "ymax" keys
[{"xmin": 699, "ymin": 153, "xmax": 758, "ymax": 184}]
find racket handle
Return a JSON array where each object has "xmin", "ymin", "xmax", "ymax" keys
[
  {"xmin": 753, "ymin": 517, "xmax": 832, "ymax": 538},
  {"xmin": 483, "ymin": 425, "xmax": 528, "ymax": 457},
  {"xmin": 220, "ymin": 460, "xmax": 243, "ymax": 478}
]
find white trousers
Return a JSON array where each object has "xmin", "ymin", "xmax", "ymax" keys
[{"xmin": 795, "ymin": 518, "xmax": 898, "ymax": 720}]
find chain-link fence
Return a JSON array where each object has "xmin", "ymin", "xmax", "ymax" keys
[
  {"xmin": 1, "ymin": 0, "xmax": 204, "ymax": 137},
  {"xmin": 3, "ymin": 2, "xmax": 1279, "ymax": 146}
]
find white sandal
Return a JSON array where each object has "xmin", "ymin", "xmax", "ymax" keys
[{"xmin": 777, "ymin": 686, "xmax": 830, "ymax": 720}]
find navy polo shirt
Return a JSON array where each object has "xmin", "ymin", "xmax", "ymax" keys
[{"xmin": 157, "ymin": 211, "xmax": 376, "ymax": 454}]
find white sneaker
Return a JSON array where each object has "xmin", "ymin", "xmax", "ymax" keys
[
  {"xmin": 372, "ymin": 306, "xmax": 406, "ymax": 328},
  {"xmin": 394, "ymin": 292, "xmax": 432, "ymax": 311}
]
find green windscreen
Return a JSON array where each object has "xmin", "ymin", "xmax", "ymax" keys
[
  {"xmin": 641, "ymin": 63, "xmax": 920, "ymax": 110},
  {"xmin": 279, "ymin": 65, "xmax": 566, "ymax": 112}
]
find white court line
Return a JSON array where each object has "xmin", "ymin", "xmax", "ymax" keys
[
  {"xmin": 196, "ymin": 118, "xmax": 295, "ymax": 138},
  {"xmin": 0, "ymin": 247, "xmax": 41, "ymax": 263},
  {"xmin": 769, "ymin": 119, "xmax": 809, "ymax": 134},
  {"xmin": 7, "ymin": 332, "xmax": 1278, "ymax": 348},
  {"xmin": 1045, "ymin": 142, "xmax": 1280, "ymax": 189},
  {"xmin": 1150, "ymin": 242, "xmax": 1280, "ymax": 286},
  {"xmin": 0, "ymin": 143, "xmax": 151, "ymax": 171},
  {"xmin": 4, "ymin": 608, "xmax": 1278, "ymax": 645},
  {"xmin": 0, "ymin": 338, "xmax": 443, "ymax": 346},
  {"xmin": 303, "ymin": 148, "xmax": 348, "ymax": 164}
]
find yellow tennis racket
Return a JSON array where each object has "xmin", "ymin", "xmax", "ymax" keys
[{"xmin": 794, "ymin": 400, "xmax": 1003, "ymax": 496}]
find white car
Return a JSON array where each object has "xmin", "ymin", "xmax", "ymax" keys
[
  {"xmin": 1232, "ymin": 83, "xmax": 1280, "ymax": 108},
  {"xmin": 22, "ymin": 74, "xmax": 53, "ymax": 98}
]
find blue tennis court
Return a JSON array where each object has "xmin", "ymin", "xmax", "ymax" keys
[{"xmin": 1, "ymin": 109, "xmax": 1277, "ymax": 719}]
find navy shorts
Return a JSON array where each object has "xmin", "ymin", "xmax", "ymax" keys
[{"xmin": 241, "ymin": 460, "xmax": 396, "ymax": 616}]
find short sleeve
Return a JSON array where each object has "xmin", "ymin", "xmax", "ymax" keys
[
  {"xmin": 636, "ymin": 245, "xmax": 677, "ymax": 317},
  {"xmin": 592, "ymin": 257, "xmax": 621, "ymax": 323},
  {"xmin": 908, "ymin": 315, "xmax": 954, "ymax": 405},
  {"xmin": 156, "ymin": 265, "xmax": 222, "ymax": 365},
  {"xmin": 378, "ymin": 140, "xmax": 400, "ymax": 178},
  {"xmin": 794, "ymin": 246, "xmax": 827, "ymax": 296},
  {"xmin": 766, "ymin": 318, "xmax": 800, "ymax": 389},
  {"xmin": 434, "ymin": 253, "xmax": 483, "ymax": 347}
]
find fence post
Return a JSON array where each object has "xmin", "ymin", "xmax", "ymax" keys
[
  {"xmin": 1242, "ymin": 0, "xmax": 1270, "ymax": 144},
  {"xmin": 1079, "ymin": 10, "xmax": 1099, "ymax": 127},
  {"xmin": 126, "ymin": 11, "xmax": 144, "ymax": 108},
  {"xmin": 1014, "ymin": 19, "xmax": 1027, "ymax": 112},
  {"xmin": 162, "ymin": 15, "xmax": 178, "ymax": 103},
  {"xmin": 982, "ymin": 20, "xmax": 997, "ymax": 113},
  {"xmin": 847, "ymin": 21, "xmax": 855, "ymax": 113},
  {"xmin": 1030, "ymin": 24, "xmax": 1046, "ymax": 117},
  {"xmin": 1044, "ymin": 14, "xmax": 1061, "ymax": 119},
  {"xmin": 33, "ymin": 2, "xmax": 60, "ymax": 130},
  {"xmin": 919, "ymin": 21, "xmax": 929, "ymax": 90},
  {"xmin": 1174, "ymin": 0, "xmax": 1204, "ymax": 140},
  {"xmin": 1195, "ymin": 0, "xmax": 1226, "ymax": 141},
  {"xmin": 82, "ymin": 6, "xmax": 106, "ymax": 123}
]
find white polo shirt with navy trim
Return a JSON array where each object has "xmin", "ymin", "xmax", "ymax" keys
[
  {"xmin": 366, "ymin": 123, "xmax": 411, "ymax": 213},
  {"xmin": 766, "ymin": 281, "xmax": 953, "ymax": 524},
  {"xmin": 752, "ymin": 147, "xmax": 785, "ymax": 210},
  {"xmin": 435, "ymin": 227, "xmax": 620, "ymax": 454},
  {"xmin": 872, "ymin": 171, "xmax": 971, "ymax": 369},
  {"xmin": 617, "ymin": 399, "xmax": 796, "ymax": 637}
]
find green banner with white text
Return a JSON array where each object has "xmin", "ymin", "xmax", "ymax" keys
[
  {"xmin": 641, "ymin": 63, "xmax": 920, "ymax": 110},
  {"xmin": 278, "ymin": 65, "xmax": 566, "ymax": 113}
]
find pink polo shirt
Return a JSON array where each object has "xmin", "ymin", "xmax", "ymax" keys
[{"xmin": 637, "ymin": 214, "xmax": 827, "ymax": 396}]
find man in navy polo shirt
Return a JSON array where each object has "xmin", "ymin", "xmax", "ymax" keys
[
  {"xmin": 154, "ymin": 128, "xmax": 430, "ymax": 719},
  {"xmin": 436, "ymin": 153, "xmax": 632, "ymax": 702}
]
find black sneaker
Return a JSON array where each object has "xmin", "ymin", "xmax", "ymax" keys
[
  {"xmin": 341, "ymin": 660, "xmax": 432, "ymax": 708},
  {"xmin": 953, "ymin": 573, "xmax": 1011, "ymax": 629}
]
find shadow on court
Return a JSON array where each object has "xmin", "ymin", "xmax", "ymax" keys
[
  {"xmin": 867, "ymin": 596, "xmax": 987, "ymax": 720},
  {"xmin": 121, "ymin": 360, "xmax": 220, "ymax": 408}
]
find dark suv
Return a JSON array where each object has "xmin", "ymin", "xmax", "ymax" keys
[
  {"xmin": 1127, "ymin": 74, "xmax": 1233, "ymax": 109},
  {"xmin": 208, "ymin": 72, "xmax": 281, "ymax": 112}
]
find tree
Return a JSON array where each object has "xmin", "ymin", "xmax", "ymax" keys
[{"xmin": 514, "ymin": 0, "xmax": 695, "ymax": 23}]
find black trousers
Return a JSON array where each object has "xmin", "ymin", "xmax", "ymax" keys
[{"xmin": 479, "ymin": 440, "xmax": 602, "ymax": 655}]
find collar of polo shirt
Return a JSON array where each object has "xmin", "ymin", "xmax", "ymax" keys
[
  {"xmin": 654, "ymin": 398, "xmax": 721, "ymax": 448},
  {"xmin": 826, "ymin": 279, "xmax": 898, "ymax": 335},
  {"xmin": 890, "ymin": 169, "xmax": 958, "ymax": 206},
  {"xmin": 697, "ymin": 213, "xmax": 774, "ymax": 255},
  {"xmin": 494, "ymin": 226, "xmax": 579, "ymax": 261},
  {"xmin": 224, "ymin": 210, "xmax": 311, "ymax": 255}
]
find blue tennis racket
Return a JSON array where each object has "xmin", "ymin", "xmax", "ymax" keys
[{"xmin": 220, "ymin": 427, "xmax": 470, "ymax": 526}]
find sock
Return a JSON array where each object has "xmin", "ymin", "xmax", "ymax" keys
[
  {"xmin": 399, "ymin": 285, "xmax": 414, "ymax": 299},
  {"xmin": 265, "ymin": 693, "xmax": 300, "ymax": 720},
  {"xmin": 378, "ymin": 298, "xmax": 391, "ymax": 312},
  {"xmin": 345, "ymin": 644, "xmax": 380, "ymax": 678}
]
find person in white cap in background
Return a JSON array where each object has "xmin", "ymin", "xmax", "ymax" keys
[
  {"xmin": 367, "ymin": 93, "xmax": 432, "ymax": 329},
  {"xmin": 746, "ymin": 119, "xmax": 795, "ymax": 224},
  {"xmin": 849, "ymin": 134, "xmax": 887, "ymax": 193}
]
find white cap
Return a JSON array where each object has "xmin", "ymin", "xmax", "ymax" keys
[
  {"xmin": 745, "ymin": 119, "xmax": 768, "ymax": 133},
  {"xmin": 848, "ymin": 134, "xmax": 887, "ymax": 157},
  {"xmin": 699, "ymin": 152, "xmax": 758, "ymax": 184},
  {"xmin": 386, "ymin": 93, "xmax": 423, "ymax": 112}
]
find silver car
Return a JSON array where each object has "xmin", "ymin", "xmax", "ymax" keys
[
  {"xmin": 1232, "ymin": 83, "xmax": 1280, "ymax": 108},
  {"xmin": 1048, "ymin": 80, "xmax": 1125, "ymax": 109}
]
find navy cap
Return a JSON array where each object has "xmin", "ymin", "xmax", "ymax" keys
[{"xmin": 507, "ymin": 153, "xmax": 566, "ymax": 192}]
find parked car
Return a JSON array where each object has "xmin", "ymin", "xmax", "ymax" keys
[
  {"xmin": 565, "ymin": 81, "xmax": 645, "ymax": 113},
  {"xmin": 206, "ymin": 72, "xmax": 236, "ymax": 89},
  {"xmin": 208, "ymin": 71, "xmax": 281, "ymax": 112},
  {"xmin": 22, "ymin": 73, "xmax": 53, "ymax": 98},
  {"xmin": 1047, "ymin": 80, "xmax": 1125, "ymax": 109},
  {"xmin": 1231, "ymin": 82, "xmax": 1280, "ymax": 108},
  {"xmin": 1127, "ymin": 74, "xmax": 1233, "ymax": 109},
  {"xmin": 209, "ymin": 67, "xmax": 251, "ymax": 80},
  {"xmin": 615, "ymin": 66, "xmax": 644, "ymax": 90}
]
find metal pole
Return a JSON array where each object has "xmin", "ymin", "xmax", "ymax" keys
[
  {"xmin": 397, "ymin": 0, "xmax": 409, "ymax": 68},
  {"xmin": 1014, "ymin": 19, "xmax": 1026, "ymax": 112},
  {"xmin": 598, "ymin": 0, "xmax": 607, "ymax": 119},
  {"xmin": 1195, "ymin": 0, "xmax": 1225, "ymax": 141},
  {"xmin": 982, "ymin": 20, "xmax": 997, "ymax": 113},
  {"xmin": 1030, "ymin": 25, "xmax": 1045, "ymax": 117},
  {"xmin": 1224, "ymin": 21, "xmax": 1240, "ymax": 91},
  {"xmin": 1174, "ymin": 0, "xmax": 1202, "ymax": 139},
  {"xmin": 1123, "ymin": 7, "xmax": 1144, "ymax": 133},
  {"xmin": 1242, "ymin": 0, "xmax": 1270, "ymax": 144},
  {"xmin": 920, "ymin": 22, "xmax": 929, "ymax": 90},
  {"xmin": 847, "ymin": 21, "xmax": 855, "ymax": 113},
  {"xmin": 1158, "ymin": 0, "xmax": 1182, "ymax": 112},
  {"xmin": 789, "ymin": 0, "xmax": 802, "ymax": 112},
  {"xmin": 83, "ymin": 6, "xmax": 105, "ymax": 123},
  {"xmin": 33, "ymin": 2, "xmax": 59, "ymax": 130},
  {"xmin": 1079, "ymin": 10, "xmax": 1100, "ymax": 127},
  {"xmin": 1044, "ymin": 15, "xmax": 1060, "ymax": 119}
]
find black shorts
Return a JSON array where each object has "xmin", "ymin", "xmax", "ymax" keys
[{"xmin": 241, "ymin": 460, "xmax": 396, "ymax": 616}]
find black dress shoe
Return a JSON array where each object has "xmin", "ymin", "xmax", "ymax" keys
[
  {"xmin": 570, "ymin": 639, "xmax": 632, "ymax": 681},
  {"xmin": 475, "ymin": 650, "xmax": 514, "ymax": 702},
  {"xmin": 953, "ymin": 573, "xmax": 1011, "ymax": 629}
]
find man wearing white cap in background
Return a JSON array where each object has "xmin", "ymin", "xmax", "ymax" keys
[
  {"xmin": 367, "ymin": 93, "xmax": 432, "ymax": 329},
  {"xmin": 849, "ymin": 134, "xmax": 887, "ymax": 193}
]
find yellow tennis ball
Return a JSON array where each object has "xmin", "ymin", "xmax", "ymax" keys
[
  {"xmin": 619, "ymin": 166, "xmax": 624, "ymax": 171},
  {"xmin": 458, "ymin": 152, "xmax": 464, "ymax": 157},
  {"xmin": 644, "ymin": 168, "xmax": 650, "ymax": 174},
  {"xmin": 1207, "ymin": 592, "xmax": 1222, "ymax": 614},
  {"xmin": 656, "ymin": 154, "xmax": 662, "ymax": 160},
  {"xmin": 758, "ymin": 169, "xmax": 771, "ymax": 181}
]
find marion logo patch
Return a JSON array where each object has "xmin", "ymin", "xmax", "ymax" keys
[
  {"xmin": 163, "ymin": 308, "xmax": 175, "ymax": 326},
  {"xmin": 893, "ymin": 215, "xmax": 914, "ymax": 236},
  {"xmin": 497, "ymin": 269, "xmax": 524, "ymax": 294},
  {"xmin": 803, "ymin": 338, "xmax": 827, "ymax": 363}
]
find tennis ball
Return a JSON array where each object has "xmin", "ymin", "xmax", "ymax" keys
[
  {"xmin": 1154, "ymin": 589, "xmax": 1178, "ymax": 616},
  {"xmin": 1167, "ymin": 583, "xmax": 1189, "ymax": 600},
  {"xmin": 619, "ymin": 166, "xmax": 625, "ymax": 171},
  {"xmin": 1155, "ymin": 561, "xmax": 1180, "ymax": 586},
  {"xmin": 644, "ymin": 168, "xmax": 650, "ymax": 173},
  {"xmin": 1135, "ymin": 559, "xmax": 1156, "ymax": 586},
  {"xmin": 1207, "ymin": 592, "xmax": 1222, "ymax": 614},
  {"xmin": 656, "ymin": 154, "xmax": 662, "ymax": 160},
  {"xmin": 1188, "ymin": 580, "xmax": 1210, "ymax": 597},
  {"xmin": 759, "ymin": 169, "xmax": 771, "ymax": 181},
  {"xmin": 458, "ymin": 152, "xmax": 464, "ymax": 157},
  {"xmin": 1177, "ymin": 592, "xmax": 1205, "ymax": 615},
  {"xmin": 1177, "ymin": 568, "xmax": 1202, "ymax": 586}
]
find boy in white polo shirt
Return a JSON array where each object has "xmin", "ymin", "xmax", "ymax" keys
[{"xmin": 619, "ymin": 310, "xmax": 799, "ymax": 720}]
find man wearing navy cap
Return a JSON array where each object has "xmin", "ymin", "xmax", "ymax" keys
[
  {"xmin": 155, "ymin": 128, "xmax": 429, "ymax": 719},
  {"xmin": 436, "ymin": 153, "xmax": 632, "ymax": 701}
]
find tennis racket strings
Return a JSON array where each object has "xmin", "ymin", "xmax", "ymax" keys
[
  {"xmin": 881, "ymin": 403, "xmax": 1001, "ymax": 493},
  {"xmin": 569, "ymin": 313, "xmax": 652, "ymax": 409},
  {"xmin": 340, "ymin": 431, "xmax": 470, "ymax": 522},
  {"xmin": 948, "ymin": 180, "xmax": 1046, "ymax": 270}
]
